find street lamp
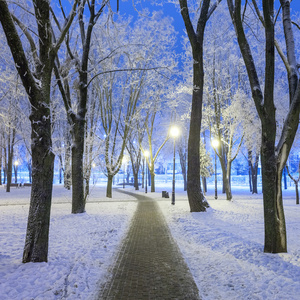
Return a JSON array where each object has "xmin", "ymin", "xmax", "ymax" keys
[
  {"xmin": 170, "ymin": 126, "xmax": 180, "ymax": 205},
  {"xmin": 144, "ymin": 151, "xmax": 149, "ymax": 193},
  {"xmin": 212, "ymin": 139, "xmax": 219, "ymax": 199}
]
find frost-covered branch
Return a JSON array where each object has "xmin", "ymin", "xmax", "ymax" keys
[
  {"xmin": 11, "ymin": 14, "xmax": 40, "ymax": 70},
  {"xmin": 87, "ymin": 66, "xmax": 168, "ymax": 88},
  {"xmin": 53, "ymin": 0, "xmax": 79, "ymax": 54}
]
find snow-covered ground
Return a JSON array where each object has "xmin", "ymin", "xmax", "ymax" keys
[
  {"xmin": 1, "ymin": 183, "xmax": 300, "ymax": 299},
  {"xmin": 158, "ymin": 188, "xmax": 300, "ymax": 300},
  {"xmin": 0, "ymin": 185, "xmax": 137, "ymax": 300}
]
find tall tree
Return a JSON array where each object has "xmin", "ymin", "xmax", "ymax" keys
[
  {"xmin": 227, "ymin": 0, "xmax": 300, "ymax": 253},
  {"xmin": 54, "ymin": 0, "xmax": 109, "ymax": 213},
  {"xmin": 179, "ymin": 0, "xmax": 222, "ymax": 212},
  {"xmin": 0, "ymin": 0, "xmax": 78, "ymax": 262}
]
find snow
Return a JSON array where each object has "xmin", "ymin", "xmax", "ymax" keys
[
  {"xmin": 158, "ymin": 187, "xmax": 300, "ymax": 300},
  {"xmin": 0, "ymin": 185, "xmax": 137, "ymax": 300},
  {"xmin": 1, "ymin": 183, "xmax": 300, "ymax": 299}
]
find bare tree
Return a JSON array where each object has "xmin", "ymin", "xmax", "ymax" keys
[
  {"xmin": 286, "ymin": 163, "xmax": 300, "ymax": 205},
  {"xmin": 0, "ymin": 0, "xmax": 78, "ymax": 262},
  {"xmin": 227, "ymin": 0, "xmax": 300, "ymax": 253},
  {"xmin": 179, "ymin": 0, "xmax": 222, "ymax": 211},
  {"xmin": 54, "ymin": 0, "xmax": 109, "ymax": 213}
]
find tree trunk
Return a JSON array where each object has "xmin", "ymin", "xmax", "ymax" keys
[
  {"xmin": 84, "ymin": 177, "xmax": 89, "ymax": 203},
  {"xmin": 150, "ymin": 172, "xmax": 155, "ymax": 192},
  {"xmin": 283, "ymin": 167, "xmax": 287, "ymax": 189},
  {"xmin": 58, "ymin": 154, "xmax": 63, "ymax": 184},
  {"xmin": 179, "ymin": 146, "xmax": 187, "ymax": 192},
  {"xmin": 6, "ymin": 145, "xmax": 13, "ymax": 193},
  {"xmin": 296, "ymin": 183, "xmax": 299, "ymax": 205},
  {"xmin": 0, "ymin": 0, "xmax": 78, "ymax": 263},
  {"xmin": 142, "ymin": 159, "xmax": 145, "ymax": 189},
  {"xmin": 250, "ymin": 154, "xmax": 259, "ymax": 194},
  {"xmin": 134, "ymin": 172, "xmax": 139, "ymax": 190},
  {"xmin": 201, "ymin": 177, "xmax": 207, "ymax": 195},
  {"xmin": 14, "ymin": 165, "xmax": 18, "ymax": 184},
  {"xmin": 106, "ymin": 174, "xmax": 113, "ymax": 198},
  {"xmin": 6, "ymin": 152, "xmax": 12, "ymax": 192},
  {"xmin": 248, "ymin": 168, "xmax": 252, "ymax": 192},
  {"xmin": 224, "ymin": 176, "xmax": 232, "ymax": 200},
  {"xmin": 261, "ymin": 0, "xmax": 287, "ymax": 253},
  {"xmin": 181, "ymin": 0, "xmax": 212, "ymax": 212},
  {"xmin": 23, "ymin": 107, "xmax": 55, "ymax": 263},
  {"xmin": 64, "ymin": 136, "xmax": 71, "ymax": 190},
  {"xmin": 6, "ymin": 129, "xmax": 15, "ymax": 193},
  {"xmin": 27, "ymin": 161, "xmax": 32, "ymax": 183},
  {"xmin": 71, "ymin": 120, "xmax": 85, "ymax": 214},
  {"xmin": 262, "ymin": 151, "xmax": 287, "ymax": 253},
  {"xmin": 219, "ymin": 158, "xmax": 232, "ymax": 200},
  {"xmin": 252, "ymin": 169, "xmax": 258, "ymax": 194}
]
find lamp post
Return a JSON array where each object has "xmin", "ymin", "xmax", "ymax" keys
[
  {"xmin": 170, "ymin": 126, "xmax": 180, "ymax": 205},
  {"xmin": 212, "ymin": 139, "xmax": 219, "ymax": 199},
  {"xmin": 144, "ymin": 151, "xmax": 149, "ymax": 193}
]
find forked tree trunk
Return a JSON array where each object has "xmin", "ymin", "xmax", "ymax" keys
[
  {"xmin": 226, "ymin": 0, "xmax": 300, "ymax": 253},
  {"xmin": 0, "ymin": 0, "xmax": 78, "ymax": 263},
  {"xmin": 180, "ymin": 0, "xmax": 215, "ymax": 212}
]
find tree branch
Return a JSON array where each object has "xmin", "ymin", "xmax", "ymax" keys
[
  {"xmin": 53, "ymin": 0, "xmax": 79, "ymax": 54},
  {"xmin": 87, "ymin": 66, "xmax": 168, "ymax": 88}
]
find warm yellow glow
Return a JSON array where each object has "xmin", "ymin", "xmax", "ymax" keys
[
  {"xmin": 92, "ymin": 163, "xmax": 96, "ymax": 168},
  {"xmin": 123, "ymin": 156, "xmax": 129, "ymax": 164},
  {"xmin": 144, "ymin": 150, "xmax": 149, "ymax": 158},
  {"xmin": 212, "ymin": 139, "xmax": 219, "ymax": 148},
  {"xmin": 14, "ymin": 161, "xmax": 19, "ymax": 166},
  {"xmin": 170, "ymin": 126, "xmax": 180, "ymax": 138}
]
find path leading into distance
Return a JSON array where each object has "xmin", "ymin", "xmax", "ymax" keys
[{"xmin": 97, "ymin": 190, "xmax": 200, "ymax": 300}]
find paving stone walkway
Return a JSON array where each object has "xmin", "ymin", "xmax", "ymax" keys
[{"xmin": 98, "ymin": 191, "xmax": 200, "ymax": 300}]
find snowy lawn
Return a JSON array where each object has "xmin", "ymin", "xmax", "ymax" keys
[
  {"xmin": 0, "ymin": 185, "xmax": 137, "ymax": 300},
  {"xmin": 1, "ymin": 184, "xmax": 300, "ymax": 300},
  {"xmin": 157, "ymin": 187, "xmax": 300, "ymax": 300}
]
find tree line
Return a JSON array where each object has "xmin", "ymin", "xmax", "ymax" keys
[{"xmin": 0, "ymin": 0, "xmax": 299, "ymax": 262}]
